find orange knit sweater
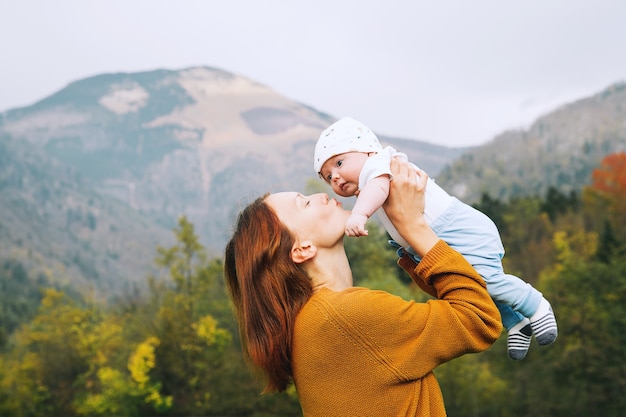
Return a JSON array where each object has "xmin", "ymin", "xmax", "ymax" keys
[{"xmin": 291, "ymin": 240, "xmax": 502, "ymax": 417}]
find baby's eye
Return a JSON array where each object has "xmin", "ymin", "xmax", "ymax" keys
[
  {"xmin": 326, "ymin": 174, "xmax": 332, "ymax": 182},
  {"xmin": 337, "ymin": 160, "xmax": 343, "ymax": 167}
]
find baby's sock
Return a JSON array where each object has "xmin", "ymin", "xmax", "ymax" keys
[
  {"xmin": 507, "ymin": 318, "xmax": 532, "ymax": 360},
  {"xmin": 530, "ymin": 298, "xmax": 558, "ymax": 345}
]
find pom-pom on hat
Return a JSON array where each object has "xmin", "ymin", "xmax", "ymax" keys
[{"xmin": 314, "ymin": 117, "xmax": 383, "ymax": 175}]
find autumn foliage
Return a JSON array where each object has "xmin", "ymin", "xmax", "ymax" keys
[{"xmin": 585, "ymin": 152, "xmax": 626, "ymax": 243}]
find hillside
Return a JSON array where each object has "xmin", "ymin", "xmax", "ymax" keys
[
  {"xmin": 438, "ymin": 82, "xmax": 626, "ymax": 203},
  {"xmin": 0, "ymin": 133, "xmax": 172, "ymax": 293},
  {"xmin": 0, "ymin": 66, "xmax": 465, "ymax": 293}
]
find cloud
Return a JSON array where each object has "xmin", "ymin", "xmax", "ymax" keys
[{"xmin": 1, "ymin": 0, "xmax": 625, "ymax": 147}]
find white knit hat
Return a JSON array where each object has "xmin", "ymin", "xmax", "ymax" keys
[{"xmin": 314, "ymin": 117, "xmax": 383, "ymax": 175}]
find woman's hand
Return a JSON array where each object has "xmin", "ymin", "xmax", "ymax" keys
[
  {"xmin": 383, "ymin": 158, "xmax": 439, "ymax": 257},
  {"xmin": 384, "ymin": 157, "xmax": 427, "ymax": 218}
]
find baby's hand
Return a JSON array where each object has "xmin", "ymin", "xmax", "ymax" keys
[{"xmin": 345, "ymin": 214, "xmax": 369, "ymax": 237}]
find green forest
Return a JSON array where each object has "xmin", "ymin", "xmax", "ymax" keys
[{"xmin": 1, "ymin": 152, "xmax": 625, "ymax": 417}]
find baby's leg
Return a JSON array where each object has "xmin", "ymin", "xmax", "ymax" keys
[
  {"xmin": 431, "ymin": 200, "xmax": 543, "ymax": 315},
  {"xmin": 431, "ymin": 200, "xmax": 557, "ymax": 353},
  {"xmin": 483, "ymin": 271, "xmax": 542, "ymax": 318},
  {"xmin": 499, "ymin": 303, "xmax": 533, "ymax": 361},
  {"xmin": 497, "ymin": 303, "xmax": 525, "ymax": 330}
]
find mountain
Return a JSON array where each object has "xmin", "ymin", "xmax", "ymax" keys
[
  {"xmin": 0, "ymin": 132, "xmax": 172, "ymax": 294},
  {"xmin": 0, "ymin": 66, "xmax": 466, "ymax": 293},
  {"xmin": 437, "ymin": 82, "xmax": 626, "ymax": 203}
]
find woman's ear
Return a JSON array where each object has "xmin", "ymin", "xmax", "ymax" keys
[{"xmin": 291, "ymin": 241, "xmax": 317, "ymax": 264}]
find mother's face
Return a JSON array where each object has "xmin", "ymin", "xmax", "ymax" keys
[{"xmin": 265, "ymin": 192, "xmax": 350, "ymax": 248}]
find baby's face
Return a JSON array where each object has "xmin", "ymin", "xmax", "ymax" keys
[{"xmin": 319, "ymin": 152, "xmax": 370, "ymax": 197}]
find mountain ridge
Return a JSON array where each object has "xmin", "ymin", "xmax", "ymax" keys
[
  {"xmin": 0, "ymin": 66, "xmax": 466, "ymax": 294},
  {"xmin": 437, "ymin": 81, "xmax": 626, "ymax": 202},
  {"xmin": 2, "ymin": 66, "xmax": 624, "ymax": 295}
]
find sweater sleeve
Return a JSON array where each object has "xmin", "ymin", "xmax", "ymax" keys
[
  {"xmin": 413, "ymin": 240, "xmax": 502, "ymax": 350},
  {"xmin": 398, "ymin": 254, "xmax": 438, "ymax": 298},
  {"xmin": 340, "ymin": 240, "xmax": 501, "ymax": 381}
]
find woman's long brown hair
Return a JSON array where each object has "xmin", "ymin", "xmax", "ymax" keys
[{"xmin": 224, "ymin": 196, "xmax": 313, "ymax": 393}]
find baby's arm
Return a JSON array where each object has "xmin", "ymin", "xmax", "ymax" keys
[{"xmin": 345, "ymin": 175, "xmax": 390, "ymax": 237}]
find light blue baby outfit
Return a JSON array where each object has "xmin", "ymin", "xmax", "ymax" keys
[{"xmin": 367, "ymin": 147, "xmax": 542, "ymax": 329}]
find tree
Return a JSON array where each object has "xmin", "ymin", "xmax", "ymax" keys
[
  {"xmin": 144, "ymin": 216, "xmax": 232, "ymax": 415},
  {"xmin": 596, "ymin": 219, "xmax": 623, "ymax": 263},
  {"xmin": 540, "ymin": 186, "xmax": 578, "ymax": 222},
  {"xmin": 500, "ymin": 197, "xmax": 555, "ymax": 283},
  {"xmin": 585, "ymin": 152, "xmax": 626, "ymax": 244},
  {"xmin": 516, "ymin": 230, "xmax": 626, "ymax": 416},
  {"xmin": 112, "ymin": 215, "xmax": 301, "ymax": 416},
  {"xmin": 0, "ymin": 259, "xmax": 46, "ymax": 349},
  {"xmin": 73, "ymin": 334, "xmax": 173, "ymax": 417},
  {"xmin": 437, "ymin": 354, "xmax": 508, "ymax": 417},
  {"xmin": 0, "ymin": 289, "xmax": 94, "ymax": 416},
  {"xmin": 0, "ymin": 288, "xmax": 173, "ymax": 417}
]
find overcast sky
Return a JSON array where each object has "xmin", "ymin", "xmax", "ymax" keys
[{"xmin": 1, "ymin": 0, "xmax": 625, "ymax": 147}]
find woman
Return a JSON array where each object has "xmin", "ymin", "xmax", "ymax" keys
[{"xmin": 224, "ymin": 158, "xmax": 501, "ymax": 416}]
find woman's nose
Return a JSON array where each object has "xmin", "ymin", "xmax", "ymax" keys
[{"xmin": 314, "ymin": 193, "xmax": 329, "ymax": 203}]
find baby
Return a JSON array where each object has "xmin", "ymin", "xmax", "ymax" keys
[{"xmin": 314, "ymin": 117, "xmax": 558, "ymax": 360}]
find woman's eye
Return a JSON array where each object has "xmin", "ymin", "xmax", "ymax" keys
[{"xmin": 305, "ymin": 200, "xmax": 310, "ymax": 207}]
